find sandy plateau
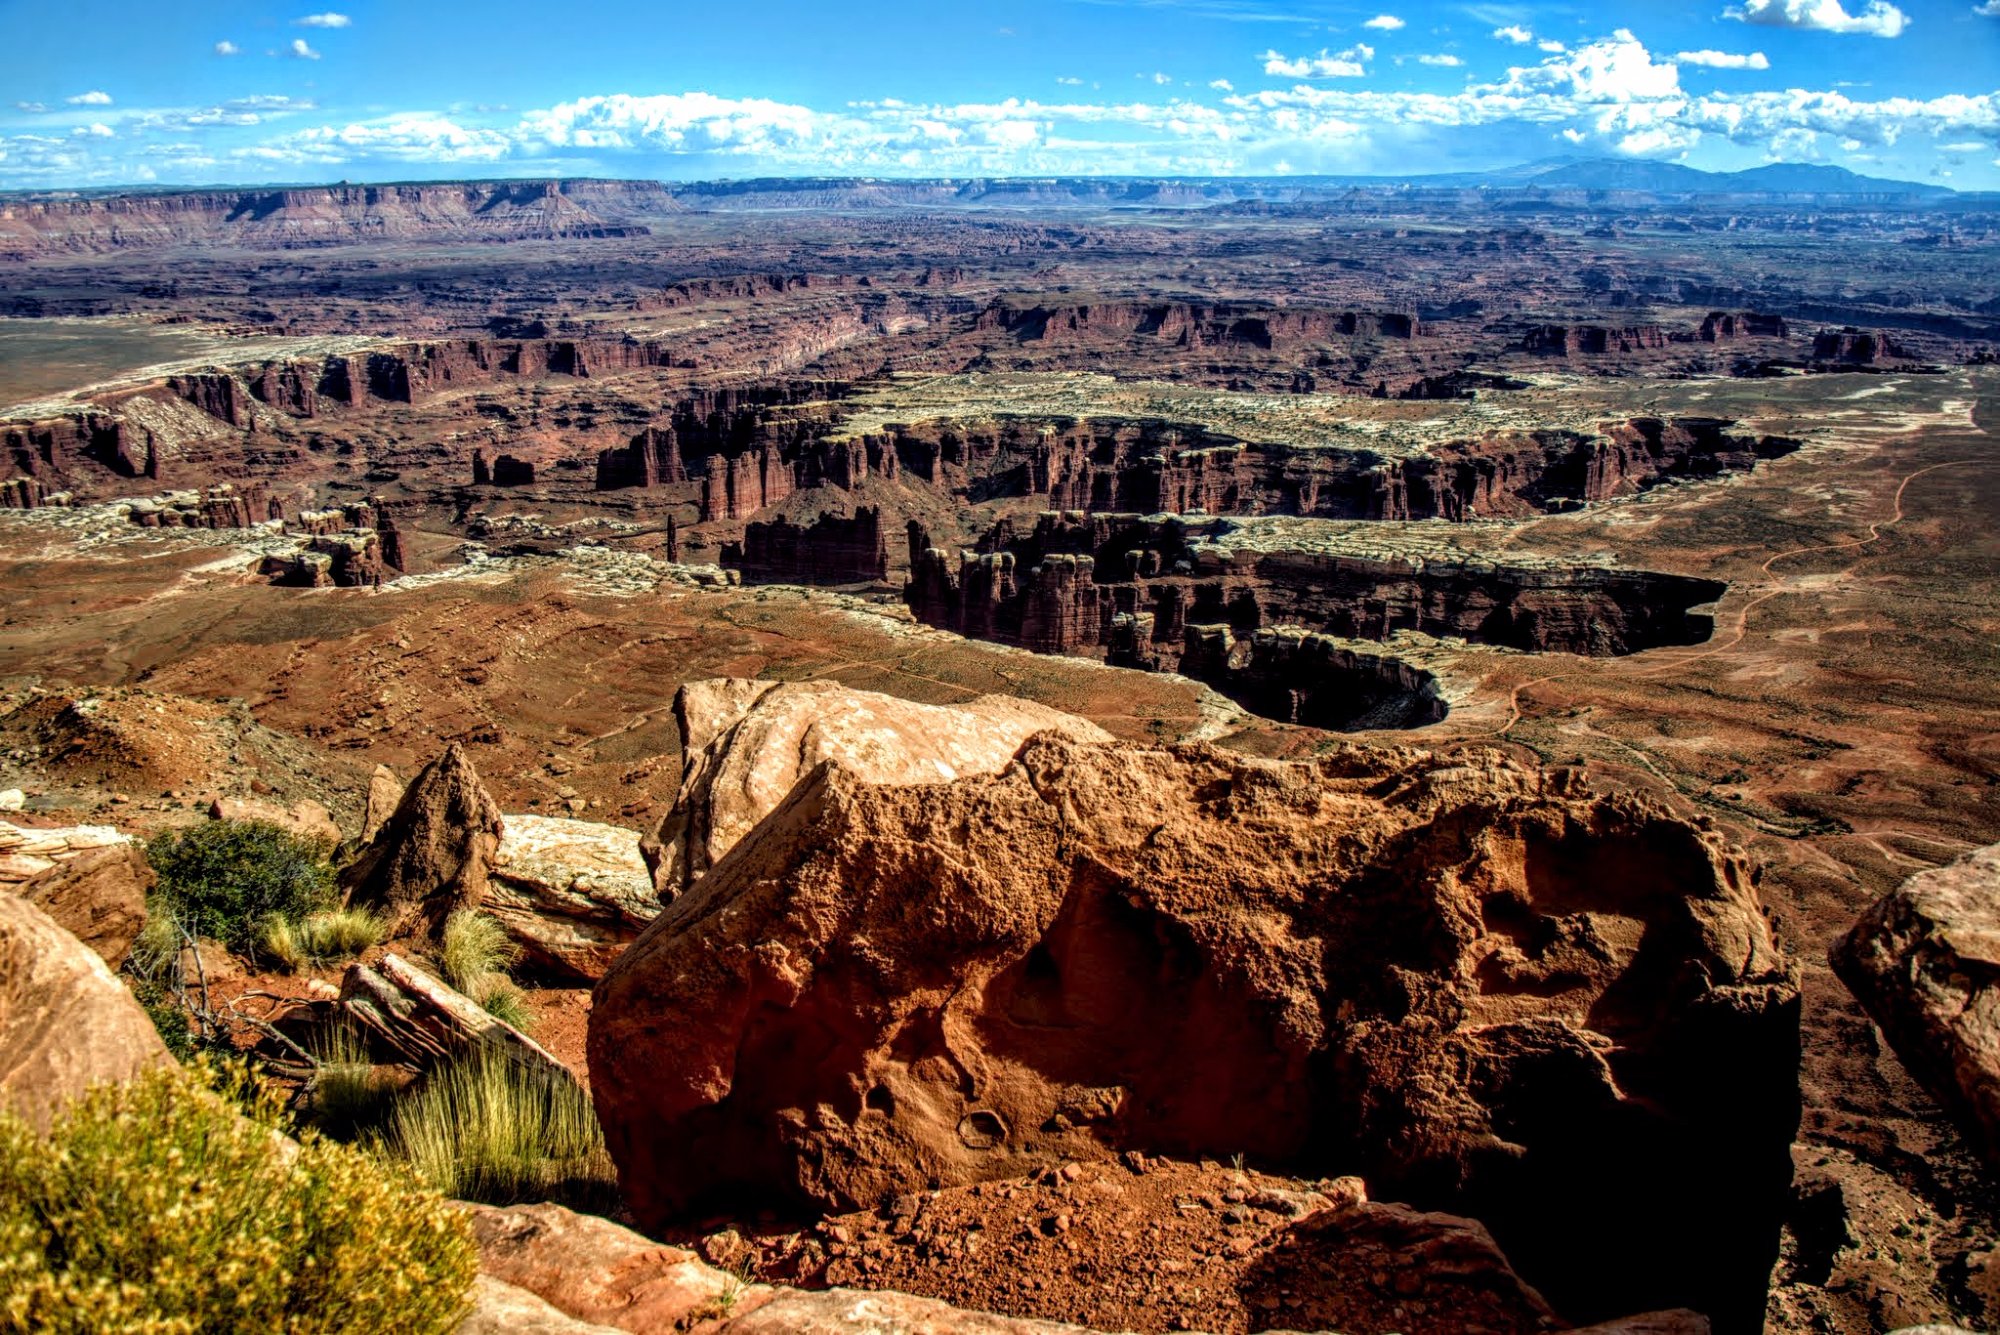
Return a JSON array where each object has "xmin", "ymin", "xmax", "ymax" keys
[{"xmin": 2, "ymin": 176, "xmax": 1998, "ymax": 1335}]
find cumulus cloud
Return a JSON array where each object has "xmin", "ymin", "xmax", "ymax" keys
[
  {"xmin": 1505, "ymin": 29, "xmax": 1679, "ymax": 100},
  {"xmin": 1538, "ymin": 39, "xmax": 1566, "ymax": 52},
  {"xmin": 1418, "ymin": 53, "xmax": 1464, "ymax": 66},
  {"xmin": 1679, "ymin": 48, "xmax": 1771, "ymax": 68},
  {"xmin": 1055, "ymin": 76, "xmax": 1083, "ymax": 85},
  {"xmin": 215, "ymin": 40, "xmax": 240, "ymax": 56},
  {"xmin": 1262, "ymin": 44, "xmax": 1373, "ymax": 78},
  {"xmin": 1976, "ymin": 0, "xmax": 2000, "ymax": 13},
  {"xmin": 1151, "ymin": 71, "xmax": 1173, "ymax": 84},
  {"xmin": 1493, "ymin": 25, "xmax": 1533, "ymax": 43},
  {"xmin": 294, "ymin": 12, "xmax": 350, "ymax": 26},
  {"xmin": 1726, "ymin": 0, "xmax": 1908, "ymax": 37},
  {"xmin": 66, "ymin": 91, "xmax": 113, "ymax": 106},
  {"xmin": 1363, "ymin": 14, "xmax": 1405, "ymax": 29},
  {"xmin": 288, "ymin": 39, "xmax": 321, "ymax": 59},
  {"xmin": 14, "ymin": 101, "xmax": 47, "ymax": 113},
  {"xmin": 1210, "ymin": 78, "xmax": 1235, "ymax": 90}
]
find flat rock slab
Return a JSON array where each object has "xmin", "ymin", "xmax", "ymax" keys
[{"xmin": 486, "ymin": 813, "xmax": 657, "ymax": 982}]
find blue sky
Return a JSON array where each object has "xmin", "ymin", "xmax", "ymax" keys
[{"xmin": 1, "ymin": 0, "xmax": 1996, "ymax": 188}]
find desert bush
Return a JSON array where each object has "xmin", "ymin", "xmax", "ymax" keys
[
  {"xmin": 438, "ymin": 910, "xmax": 521, "ymax": 992},
  {"xmin": 145, "ymin": 820, "xmax": 336, "ymax": 953},
  {"xmin": 0, "ymin": 1060, "xmax": 476, "ymax": 1335},
  {"xmin": 380, "ymin": 1046, "xmax": 617, "ymax": 1212}
]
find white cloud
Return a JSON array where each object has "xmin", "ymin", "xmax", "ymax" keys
[
  {"xmin": 288, "ymin": 39, "xmax": 321, "ymax": 59},
  {"xmin": 1055, "ymin": 76, "xmax": 1083, "ymax": 85},
  {"xmin": 65, "ymin": 91, "xmax": 113, "ymax": 106},
  {"xmin": 1152, "ymin": 71, "xmax": 1173, "ymax": 84},
  {"xmin": 1679, "ymin": 48, "xmax": 1771, "ymax": 68},
  {"xmin": 1976, "ymin": 0, "xmax": 2000, "ymax": 13},
  {"xmin": 294, "ymin": 12, "xmax": 351, "ymax": 27},
  {"xmin": 1727, "ymin": 0, "xmax": 1908, "ymax": 37},
  {"xmin": 1538, "ymin": 39, "xmax": 1567, "ymax": 52},
  {"xmin": 1210, "ymin": 78, "xmax": 1235, "ymax": 90},
  {"xmin": 1262, "ymin": 44, "xmax": 1373, "ymax": 77},
  {"xmin": 1505, "ymin": 29, "xmax": 1679, "ymax": 101},
  {"xmin": 1493, "ymin": 25, "xmax": 1533, "ymax": 43},
  {"xmin": 214, "ymin": 40, "xmax": 240, "ymax": 56},
  {"xmin": 71, "ymin": 123, "xmax": 114, "ymax": 139},
  {"xmin": 13, "ymin": 101, "xmax": 46, "ymax": 113},
  {"xmin": 1363, "ymin": 14, "xmax": 1405, "ymax": 29},
  {"xmin": 1418, "ymin": 53, "xmax": 1463, "ymax": 66}
]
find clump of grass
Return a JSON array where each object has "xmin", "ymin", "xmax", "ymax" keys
[
  {"xmin": 308, "ymin": 1024, "xmax": 398, "ymax": 1141},
  {"xmin": 146, "ymin": 820, "xmax": 335, "ymax": 954},
  {"xmin": 0, "ymin": 1060, "xmax": 476, "ymax": 1334},
  {"xmin": 299, "ymin": 907, "xmax": 385, "ymax": 960},
  {"xmin": 256, "ymin": 908, "xmax": 388, "ymax": 974},
  {"xmin": 254, "ymin": 912, "xmax": 308, "ymax": 973},
  {"xmin": 439, "ymin": 910, "xmax": 521, "ymax": 992},
  {"xmin": 378, "ymin": 1046, "xmax": 617, "ymax": 1212},
  {"xmin": 468, "ymin": 975, "xmax": 536, "ymax": 1033}
]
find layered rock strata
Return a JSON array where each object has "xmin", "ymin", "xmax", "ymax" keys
[{"xmin": 591, "ymin": 734, "xmax": 1800, "ymax": 1329}]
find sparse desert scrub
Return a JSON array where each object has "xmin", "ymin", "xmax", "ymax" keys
[
  {"xmin": 308, "ymin": 1023, "xmax": 399, "ymax": 1140},
  {"xmin": 379, "ymin": 1046, "xmax": 617, "ymax": 1212},
  {"xmin": 145, "ymin": 819, "xmax": 336, "ymax": 953},
  {"xmin": 0, "ymin": 1060, "xmax": 476, "ymax": 1335}
]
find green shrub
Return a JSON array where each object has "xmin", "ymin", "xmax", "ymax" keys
[
  {"xmin": 0, "ymin": 1061, "xmax": 476, "ymax": 1335},
  {"xmin": 146, "ymin": 821, "xmax": 336, "ymax": 953},
  {"xmin": 380, "ymin": 1047, "xmax": 617, "ymax": 1213},
  {"xmin": 438, "ymin": 911, "xmax": 521, "ymax": 993}
]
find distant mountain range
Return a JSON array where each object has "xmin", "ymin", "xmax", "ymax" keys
[{"xmin": 1352, "ymin": 155, "xmax": 1957, "ymax": 198}]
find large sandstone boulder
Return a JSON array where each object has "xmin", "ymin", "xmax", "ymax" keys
[
  {"xmin": 592, "ymin": 735, "xmax": 1799, "ymax": 1330},
  {"xmin": 486, "ymin": 814, "xmax": 658, "ymax": 981},
  {"xmin": 1831, "ymin": 843, "xmax": 2000, "ymax": 1173},
  {"xmin": 13, "ymin": 842, "xmax": 152, "ymax": 968},
  {"xmin": 641, "ymin": 678, "xmax": 1112, "ymax": 899},
  {"xmin": 341, "ymin": 742, "xmax": 505, "ymax": 936},
  {"xmin": 0, "ymin": 893, "xmax": 172, "ymax": 1132}
]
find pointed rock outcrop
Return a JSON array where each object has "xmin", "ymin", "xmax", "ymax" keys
[{"xmin": 340, "ymin": 742, "xmax": 504, "ymax": 937}]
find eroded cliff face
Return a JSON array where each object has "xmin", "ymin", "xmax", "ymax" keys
[
  {"xmin": 590, "ymin": 734, "xmax": 1801, "ymax": 1331},
  {"xmin": 906, "ymin": 511, "xmax": 1726, "ymax": 662}
]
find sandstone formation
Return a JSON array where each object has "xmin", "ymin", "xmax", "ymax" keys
[
  {"xmin": 211, "ymin": 794, "xmax": 343, "ymax": 847},
  {"xmin": 11, "ymin": 842, "xmax": 151, "ymax": 968},
  {"xmin": 340, "ymin": 742, "xmax": 505, "ymax": 937},
  {"xmin": 0, "ymin": 892, "xmax": 172, "ymax": 1133},
  {"xmin": 339, "ymin": 952, "xmax": 573, "ymax": 1085},
  {"xmin": 1831, "ymin": 843, "xmax": 2000, "ymax": 1172},
  {"xmin": 0, "ymin": 817, "xmax": 134, "ymax": 887},
  {"xmin": 361, "ymin": 764, "xmax": 405, "ymax": 844},
  {"xmin": 641, "ymin": 678, "xmax": 1113, "ymax": 900},
  {"xmin": 593, "ymin": 735, "xmax": 1799, "ymax": 1329},
  {"xmin": 485, "ymin": 814, "xmax": 659, "ymax": 982}
]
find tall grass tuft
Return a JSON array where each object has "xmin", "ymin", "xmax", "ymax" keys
[
  {"xmin": 298, "ymin": 907, "xmax": 386, "ymax": 961},
  {"xmin": 308, "ymin": 1023, "xmax": 397, "ymax": 1140},
  {"xmin": 468, "ymin": 975, "xmax": 536, "ymax": 1033},
  {"xmin": 379, "ymin": 1046, "xmax": 618, "ymax": 1213},
  {"xmin": 254, "ymin": 912, "xmax": 308, "ymax": 973},
  {"xmin": 0, "ymin": 1060, "xmax": 476, "ymax": 1334},
  {"xmin": 439, "ymin": 910, "xmax": 522, "ymax": 992}
]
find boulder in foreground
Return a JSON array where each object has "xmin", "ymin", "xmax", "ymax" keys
[
  {"xmin": 1831, "ymin": 842, "xmax": 2000, "ymax": 1173},
  {"xmin": 12, "ymin": 840, "xmax": 151, "ymax": 968},
  {"xmin": 642, "ymin": 677, "xmax": 1112, "ymax": 899},
  {"xmin": 592, "ymin": 735, "xmax": 1798, "ymax": 1330},
  {"xmin": 0, "ymin": 892, "xmax": 171, "ymax": 1133}
]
